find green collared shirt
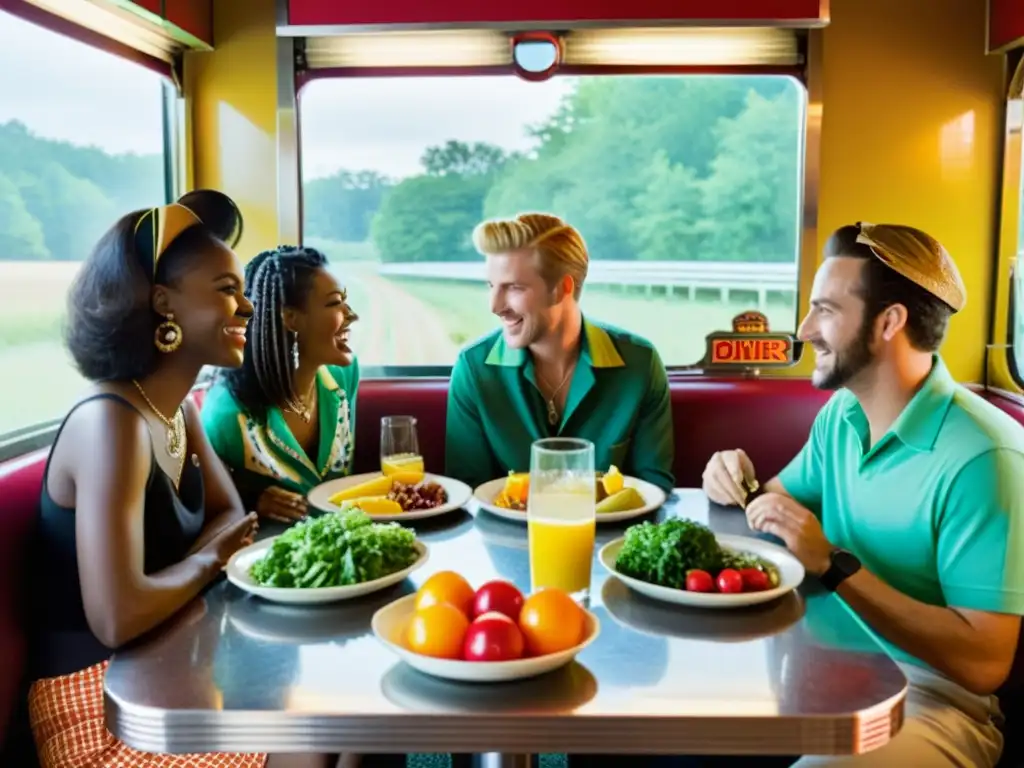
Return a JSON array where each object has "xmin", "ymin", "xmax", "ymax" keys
[
  {"xmin": 777, "ymin": 355, "xmax": 1024, "ymax": 670},
  {"xmin": 201, "ymin": 362, "xmax": 359, "ymax": 508},
  {"xmin": 445, "ymin": 317, "xmax": 675, "ymax": 492}
]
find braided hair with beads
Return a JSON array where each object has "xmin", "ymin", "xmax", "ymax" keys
[{"xmin": 221, "ymin": 245, "xmax": 329, "ymax": 420}]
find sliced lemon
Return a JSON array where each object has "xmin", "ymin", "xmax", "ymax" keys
[
  {"xmin": 391, "ymin": 470, "xmax": 425, "ymax": 485},
  {"xmin": 328, "ymin": 475, "xmax": 393, "ymax": 504},
  {"xmin": 601, "ymin": 464, "xmax": 625, "ymax": 496},
  {"xmin": 350, "ymin": 497, "xmax": 403, "ymax": 515}
]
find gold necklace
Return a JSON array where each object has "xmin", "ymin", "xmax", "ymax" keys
[
  {"xmin": 132, "ymin": 379, "xmax": 187, "ymax": 463},
  {"xmin": 536, "ymin": 363, "xmax": 575, "ymax": 426},
  {"xmin": 285, "ymin": 378, "xmax": 317, "ymax": 424}
]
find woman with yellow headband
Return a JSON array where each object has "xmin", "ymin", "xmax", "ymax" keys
[{"xmin": 25, "ymin": 191, "xmax": 343, "ymax": 768}]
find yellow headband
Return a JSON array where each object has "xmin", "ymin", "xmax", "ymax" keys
[
  {"xmin": 133, "ymin": 202, "xmax": 203, "ymax": 276},
  {"xmin": 856, "ymin": 222, "xmax": 967, "ymax": 312}
]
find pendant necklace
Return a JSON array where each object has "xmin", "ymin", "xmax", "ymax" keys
[
  {"xmin": 537, "ymin": 365, "xmax": 575, "ymax": 426},
  {"xmin": 132, "ymin": 380, "xmax": 186, "ymax": 486},
  {"xmin": 285, "ymin": 378, "xmax": 317, "ymax": 424}
]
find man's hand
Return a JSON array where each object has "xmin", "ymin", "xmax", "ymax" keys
[
  {"xmin": 702, "ymin": 449, "xmax": 756, "ymax": 507},
  {"xmin": 746, "ymin": 492, "xmax": 832, "ymax": 576}
]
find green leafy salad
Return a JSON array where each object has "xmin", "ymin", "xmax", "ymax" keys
[
  {"xmin": 248, "ymin": 507, "xmax": 419, "ymax": 589},
  {"xmin": 614, "ymin": 518, "xmax": 781, "ymax": 593}
]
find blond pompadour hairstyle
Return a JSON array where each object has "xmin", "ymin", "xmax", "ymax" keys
[{"xmin": 472, "ymin": 213, "xmax": 588, "ymax": 300}]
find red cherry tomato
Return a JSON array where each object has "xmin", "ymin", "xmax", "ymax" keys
[
  {"xmin": 739, "ymin": 568, "xmax": 770, "ymax": 592},
  {"xmin": 472, "ymin": 580, "xmax": 525, "ymax": 621},
  {"xmin": 685, "ymin": 569, "xmax": 714, "ymax": 592},
  {"xmin": 716, "ymin": 568, "xmax": 744, "ymax": 594},
  {"xmin": 462, "ymin": 611, "xmax": 525, "ymax": 661}
]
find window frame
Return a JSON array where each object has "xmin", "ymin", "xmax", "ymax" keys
[
  {"xmin": 0, "ymin": 7, "xmax": 181, "ymax": 457},
  {"xmin": 1008, "ymin": 258, "xmax": 1024, "ymax": 389},
  {"xmin": 992, "ymin": 49, "xmax": 1024, "ymax": 392},
  {"xmin": 284, "ymin": 31, "xmax": 821, "ymax": 380}
]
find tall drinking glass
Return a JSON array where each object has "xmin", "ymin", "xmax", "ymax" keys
[
  {"xmin": 528, "ymin": 437, "xmax": 596, "ymax": 600},
  {"xmin": 380, "ymin": 416, "xmax": 423, "ymax": 475}
]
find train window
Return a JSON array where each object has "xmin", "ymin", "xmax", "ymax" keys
[
  {"xmin": 299, "ymin": 74, "xmax": 805, "ymax": 369},
  {"xmin": 0, "ymin": 11, "xmax": 168, "ymax": 436}
]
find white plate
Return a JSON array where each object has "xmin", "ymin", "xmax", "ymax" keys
[
  {"xmin": 473, "ymin": 475, "xmax": 666, "ymax": 524},
  {"xmin": 372, "ymin": 593, "xmax": 600, "ymax": 683},
  {"xmin": 599, "ymin": 533, "xmax": 805, "ymax": 608},
  {"xmin": 308, "ymin": 472, "xmax": 472, "ymax": 521},
  {"xmin": 226, "ymin": 537, "xmax": 429, "ymax": 605}
]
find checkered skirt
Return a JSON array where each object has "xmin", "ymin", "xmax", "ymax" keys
[{"xmin": 28, "ymin": 660, "xmax": 268, "ymax": 768}]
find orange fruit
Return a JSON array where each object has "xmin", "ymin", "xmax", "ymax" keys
[
  {"xmin": 517, "ymin": 588, "xmax": 586, "ymax": 657},
  {"xmin": 414, "ymin": 571, "xmax": 475, "ymax": 617},
  {"xmin": 503, "ymin": 472, "xmax": 530, "ymax": 504},
  {"xmin": 405, "ymin": 603, "xmax": 470, "ymax": 659}
]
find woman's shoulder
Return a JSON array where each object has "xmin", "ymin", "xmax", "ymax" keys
[
  {"xmin": 53, "ymin": 389, "xmax": 154, "ymax": 479},
  {"xmin": 323, "ymin": 360, "xmax": 360, "ymax": 393},
  {"xmin": 198, "ymin": 376, "xmax": 246, "ymax": 426}
]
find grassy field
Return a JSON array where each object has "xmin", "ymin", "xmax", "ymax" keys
[
  {"xmin": 0, "ymin": 262, "xmax": 85, "ymax": 434},
  {"xmin": 0, "ymin": 257, "xmax": 798, "ymax": 434},
  {"xmin": 336, "ymin": 262, "xmax": 797, "ymax": 367}
]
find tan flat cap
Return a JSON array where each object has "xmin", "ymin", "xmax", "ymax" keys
[{"xmin": 856, "ymin": 222, "xmax": 966, "ymax": 312}]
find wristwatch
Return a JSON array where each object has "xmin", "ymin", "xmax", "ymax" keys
[{"xmin": 819, "ymin": 548, "xmax": 861, "ymax": 591}]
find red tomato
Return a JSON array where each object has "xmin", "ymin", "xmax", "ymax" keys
[
  {"xmin": 685, "ymin": 570, "xmax": 714, "ymax": 592},
  {"xmin": 739, "ymin": 568, "xmax": 770, "ymax": 592},
  {"xmin": 472, "ymin": 580, "xmax": 525, "ymax": 621},
  {"xmin": 716, "ymin": 568, "xmax": 744, "ymax": 594},
  {"xmin": 462, "ymin": 612, "xmax": 525, "ymax": 662}
]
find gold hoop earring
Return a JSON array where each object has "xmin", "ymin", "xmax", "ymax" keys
[{"xmin": 155, "ymin": 313, "xmax": 183, "ymax": 353}]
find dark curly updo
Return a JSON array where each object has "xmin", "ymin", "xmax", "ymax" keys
[{"xmin": 65, "ymin": 189, "xmax": 243, "ymax": 382}]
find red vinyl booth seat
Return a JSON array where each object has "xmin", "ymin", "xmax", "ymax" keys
[{"xmin": 1, "ymin": 378, "xmax": 1023, "ymax": 754}]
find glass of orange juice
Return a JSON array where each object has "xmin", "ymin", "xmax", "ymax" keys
[
  {"xmin": 380, "ymin": 416, "xmax": 424, "ymax": 477},
  {"xmin": 528, "ymin": 437, "xmax": 596, "ymax": 601}
]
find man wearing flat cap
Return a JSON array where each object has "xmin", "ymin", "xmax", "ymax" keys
[{"xmin": 702, "ymin": 222, "xmax": 1024, "ymax": 766}]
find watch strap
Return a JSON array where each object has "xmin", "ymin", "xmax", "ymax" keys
[{"xmin": 820, "ymin": 548, "xmax": 861, "ymax": 591}]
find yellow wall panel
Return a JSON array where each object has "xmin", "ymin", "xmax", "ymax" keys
[
  {"xmin": 183, "ymin": 0, "xmax": 279, "ymax": 260},
  {"xmin": 817, "ymin": 0, "xmax": 1005, "ymax": 384}
]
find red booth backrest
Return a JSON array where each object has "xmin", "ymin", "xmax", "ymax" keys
[
  {"xmin": 351, "ymin": 377, "xmax": 832, "ymax": 485},
  {"xmin": 0, "ymin": 450, "xmax": 46, "ymax": 752},
  {"xmin": 1, "ymin": 377, "xmax": 1023, "ymax": 751}
]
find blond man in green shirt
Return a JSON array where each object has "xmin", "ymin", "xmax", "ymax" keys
[
  {"xmin": 445, "ymin": 213, "xmax": 675, "ymax": 492},
  {"xmin": 704, "ymin": 223, "xmax": 1023, "ymax": 767}
]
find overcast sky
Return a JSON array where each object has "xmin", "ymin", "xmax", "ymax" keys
[
  {"xmin": 0, "ymin": 12, "xmax": 165, "ymax": 154},
  {"xmin": 299, "ymin": 76, "xmax": 571, "ymax": 179},
  {"xmin": 0, "ymin": 10, "xmax": 573, "ymax": 179}
]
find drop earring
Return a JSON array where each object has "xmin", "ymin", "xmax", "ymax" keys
[
  {"xmin": 154, "ymin": 313, "xmax": 183, "ymax": 353},
  {"xmin": 292, "ymin": 331, "xmax": 300, "ymax": 371}
]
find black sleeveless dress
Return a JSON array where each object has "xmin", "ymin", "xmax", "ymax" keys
[{"xmin": 29, "ymin": 393, "xmax": 206, "ymax": 680}]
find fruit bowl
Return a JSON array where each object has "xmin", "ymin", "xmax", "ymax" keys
[{"xmin": 372, "ymin": 593, "xmax": 600, "ymax": 683}]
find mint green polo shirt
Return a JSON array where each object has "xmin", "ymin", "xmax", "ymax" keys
[
  {"xmin": 778, "ymin": 356, "xmax": 1024, "ymax": 670},
  {"xmin": 445, "ymin": 317, "xmax": 675, "ymax": 493}
]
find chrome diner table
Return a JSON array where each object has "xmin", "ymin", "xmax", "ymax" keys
[{"xmin": 103, "ymin": 490, "xmax": 908, "ymax": 759}]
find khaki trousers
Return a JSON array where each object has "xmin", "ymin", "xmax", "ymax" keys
[{"xmin": 795, "ymin": 662, "xmax": 1005, "ymax": 768}]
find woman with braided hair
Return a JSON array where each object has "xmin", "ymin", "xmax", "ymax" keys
[{"xmin": 202, "ymin": 245, "xmax": 360, "ymax": 523}]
